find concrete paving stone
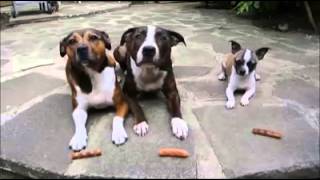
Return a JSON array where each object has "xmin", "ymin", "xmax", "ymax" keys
[
  {"xmin": 173, "ymin": 66, "xmax": 211, "ymax": 79},
  {"xmin": 1, "ymin": 59, "xmax": 9, "ymax": 66},
  {"xmin": 172, "ymin": 46, "xmax": 215, "ymax": 67},
  {"xmin": 1, "ymin": 94, "xmax": 73, "ymax": 177},
  {"xmin": 271, "ymin": 50, "xmax": 318, "ymax": 66},
  {"xmin": 188, "ymin": 33, "xmax": 217, "ymax": 44},
  {"xmin": 297, "ymin": 67, "xmax": 320, "ymax": 82},
  {"xmin": 193, "ymin": 105, "xmax": 320, "ymax": 178},
  {"xmin": 181, "ymin": 80, "xmax": 225, "ymax": 100},
  {"xmin": 0, "ymin": 169, "xmax": 27, "ymax": 179},
  {"xmin": 66, "ymin": 97, "xmax": 196, "ymax": 178},
  {"xmin": 211, "ymin": 36, "xmax": 230, "ymax": 54},
  {"xmin": 1, "ymin": 73, "xmax": 65, "ymax": 112},
  {"xmin": 274, "ymin": 78, "xmax": 319, "ymax": 109}
]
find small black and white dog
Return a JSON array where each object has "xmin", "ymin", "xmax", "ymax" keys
[{"xmin": 218, "ymin": 40, "xmax": 270, "ymax": 109}]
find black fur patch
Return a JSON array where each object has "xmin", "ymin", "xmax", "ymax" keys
[
  {"xmin": 70, "ymin": 64, "xmax": 92, "ymax": 94},
  {"xmin": 247, "ymin": 61, "xmax": 256, "ymax": 73}
]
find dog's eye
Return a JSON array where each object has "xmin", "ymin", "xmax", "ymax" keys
[
  {"xmin": 160, "ymin": 35, "xmax": 168, "ymax": 41},
  {"xmin": 135, "ymin": 34, "xmax": 142, "ymax": 40},
  {"xmin": 68, "ymin": 39, "xmax": 77, "ymax": 45},
  {"xmin": 236, "ymin": 60, "xmax": 243, "ymax": 65},
  {"xmin": 89, "ymin": 35, "xmax": 99, "ymax": 41}
]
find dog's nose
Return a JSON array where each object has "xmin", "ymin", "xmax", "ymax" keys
[
  {"xmin": 239, "ymin": 69, "xmax": 246, "ymax": 76},
  {"xmin": 77, "ymin": 45, "xmax": 88, "ymax": 57},
  {"xmin": 142, "ymin": 46, "xmax": 156, "ymax": 57}
]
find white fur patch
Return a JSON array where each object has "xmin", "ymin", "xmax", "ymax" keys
[
  {"xmin": 229, "ymin": 67, "xmax": 256, "ymax": 90},
  {"xmin": 69, "ymin": 108, "xmax": 88, "ymax": 150},
  {"xmin": 225, "ymin": 66, "xmax": 256, "ymax": 109},
  {"xmin": 130, "ymin": 57, "xmax": 167, "ymax": 91},
  {"xmin": 243, "ymin": 49, "xmax": 251, "ymax": 75},
  {"xmin": 255, "ymin": 73, "xmax": 261, "ymax": 81},
  {"xmin": 171, "ymin": 118, "xmax": 188, "ymax": 139},
  {"xmin": 112, "ymin": 116, "xmax": 128, "ymax": 145},
  {"xmin": 70, "ymin": 67, "xmax": 116, "ymax": 150},
  {"xmin": 136, "ymin": 25, "xmax": 160, "ymax": 64},
  {"xmin": 226, "ymin": 100, "xmax": 236, "ymax": 109},
  {"xmin": 76, "ymin": 67, "xmax": 116, "ymax": 109},
  {"xmin": 218, "ymin": 72, "xmax": 226, "ymax": 81},
  {"xmin": 244, "ymin": 49, "xmax": 252, "ymax": 61},
  {"xmin": 133, "ymin": 121, "xmax": 149, "ymax": 136}
]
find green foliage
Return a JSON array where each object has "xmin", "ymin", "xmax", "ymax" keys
[{"xmin": 233, "ymin": 1, "xmax": 279, "ymax": 16}]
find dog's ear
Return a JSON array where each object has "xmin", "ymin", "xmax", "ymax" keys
[
  {"xmin": 255, "ymin": 47, "xmax": 270, "ymax": 60},
  {"xmin": 230, "ymin": 40, "xmax": 241, "ymax": 54},
  {"xmin": 168, "ymin": 30, "xmax": 186, "ymax": 47},
  {"xmin": 100, "ymin": 31, "xmax": 112, "ymax": 50},
  {"xmin": 120, "ymin": 27, "xmax": 137, "ymax": 46},
  {"xmin": 59, "ymin": 34, "xmax": 71, "ymax": 57}
]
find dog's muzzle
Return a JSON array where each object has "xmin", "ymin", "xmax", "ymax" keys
[
  {"xmin": 77, "ymin": 45, "xmax": 89, "ymax": 64},
  {"xmin": 238, "ymin": 69, "xmax": 246, "ymax": 76},
  {"xmin": 142, "ymin": 46, "xmax": 156, "ymax": 57},
  {"xmin": 137, "ymin": 46, "xmax": 156, "ymax": 66}
]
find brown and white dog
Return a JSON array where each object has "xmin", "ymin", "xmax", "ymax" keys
[
  {"xmin": 113, "ymin": 25, "xmax": 188, "ymax": 140},
  {"xmin": 218, "ymin": 40, "xmax": 270, "ymax": 109},
  {"xmin": 59, "ymin": 28, "xmax": 129, "ymax": 151}
]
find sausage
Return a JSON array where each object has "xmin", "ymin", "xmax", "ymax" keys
[
  {"xmin": 252, "ymin": 128, "xmax": 282, "ymax": 139},
  {"xmin": 71, "ymin": 148, "xmax": 102, "ymax": 160},
  {"xmin": 159, "ymin": 148, "xmax": 189, "ymax": 158}
]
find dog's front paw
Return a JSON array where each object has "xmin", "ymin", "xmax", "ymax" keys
[
  {"xmin": 240, "ymin": 98, "xmax": 250, "ymax": 106},
  {"xmin": 218, "ymin": 73, "xmax": 226, "ymax": 81},
  {"xmin": 112, "ymin": 116, "xmax": 128, "ymax": 145},
  {"xmin": 133, "ymin": 121, "xmax": 149, "ymax": 136},
  {"xmin": 69, "ymin": 130, "xmax": 88, "ymax": 151},
  {"xmin": 226, "ymin": 100, "xmax": 235, "ymax": 109},
  {"xmin": 255, "ymin": 73, "xmax": 261, "ymax": 81},
  {"xmin": 171, "ymin": 118, "xmax": 188, "ymax": 140}
]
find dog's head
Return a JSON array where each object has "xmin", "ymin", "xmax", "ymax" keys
[
  {"xmin": 59, "ymin": 28, "xmax": 111, "ymax": 67},
  {"xmin": 119, "ymin": 25, "xmax": 186, "ymax": 67},
  {"xmin": 230, "ymin": 40, "xmax": 270, "ymax": 76}
]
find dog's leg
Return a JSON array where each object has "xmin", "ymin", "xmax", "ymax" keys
[
  {"xmin": 218, "ymin": 64, "xmax": 227, "ymax": 81},
  {"xmin": 112, "ymin": 86, "xmax": 129, "ymax": 145},
  {"xmin": 69, "ymin": 96, "xmax": 88, "ymax": 151},
  {"xmin": 128, "ymin": 97, "xmax": 149, "ymax": 136},
  {"xmin": 240, "ymin": 87, "xmax": 255, "ymax": 106},
  {"xmin": 162, "ymin": 74, "xmax": 188, "ymax": 140},
  {"xmin": 255, "ymin": 73, "xmax": 261, "ymax": 81},
  {"xmin": 225, "ymin": 86, "xmax": 236, "ymax": 109},
  {"xmin": 123, "ymin": 81, "xmax": 149, "ymax": 137}
]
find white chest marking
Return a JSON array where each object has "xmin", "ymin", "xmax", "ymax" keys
[
  {"xmin": 136, "ymin": 25, "xmax": 160, "ymax": 64},
  {"xmin": 244, "ymin": 49, "xmax": 252, "ymax": 61},
  {"xmin": 130, "ymin": 57, "xmax": 167, "ymax": 91},
  {"xmin": 75, "ymin": 67, "xmax": 116, "ymax": 109},
  {"xmin": 229, "ymin": 66, "xmax": 256, "ymax": 90}
]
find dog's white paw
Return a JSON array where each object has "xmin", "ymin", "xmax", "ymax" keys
[
  {"xmin": 240, "ymin": 98, "xmax": 250, "ymax": 106},
  {"xmin": 112, "ymin": 116, "xmax": 128, "ymax": 145},
  {"xmin": 69, "ymin": 130, "xmax": 88, "ymax": 151},
  {"xmin": 133, "ymin": 121, "xmax": 149, "ymax": 136},
  {"xmin": 218, "ymin": 73, "xmax": 226, "ymax": 81},
  {"xmin": 255, "ymin": 73, "xmax": 261, "ymax": 81},
  {"xmin": 226, "ymin": 100, "xmax": 235, "ymax": 109},
  {"xmin": 171, "ymin": 118, "xmax": 188, "ymax": 140}
]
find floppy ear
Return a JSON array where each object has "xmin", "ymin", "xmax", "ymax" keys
[
  {"xmin": 255, "ymin": 47, "xmax": 270, "ymax": 60},
  {"xmin": 100, "ymin": 31, "xmax": 111, "ymax": 50},
  {"xmin": 120, "ymin": 27, "xmax": 137, "ymax": 46},
  {"xmin": 59, "ymin": 35, "xmax": 70, "ymax": 57},
  {"xmin": 230, "ymin": 40, "xmax": 241, "ymax": 54},
  {"xmin": 168, "ymin": 30, "xmax": 186, "ymax": 47}
]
